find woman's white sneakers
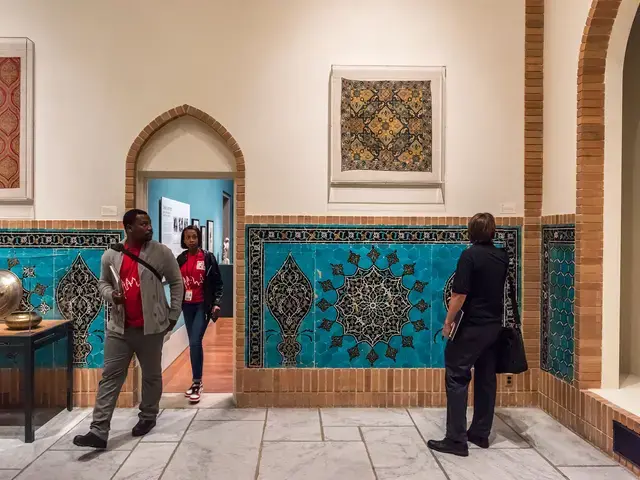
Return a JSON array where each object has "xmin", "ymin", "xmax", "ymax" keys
[{"xmin": 185, "ymin": 382, "xmax": 203, "ymax": 403}]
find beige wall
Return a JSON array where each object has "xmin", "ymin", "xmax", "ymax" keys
[
  {"xmin": 137, "ymin": 117, "xmax": 236, "ymax": 175},
  {"xmin": 0, "ymin": 0, "xmax": 524, "ymax": 220},
  {"xmin": 542, "ymin": 0, "xmax": 592, "ymax": 216},
  {"xmin": 620, "ymin": 7, "xmax": 640, "ymax": 380}
]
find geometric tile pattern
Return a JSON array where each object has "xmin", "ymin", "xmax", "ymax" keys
[
  {"xmin": 340, "ymin": 79, "xmax": 432, "ymax": 173},
  {"xmin": 0, "ymin": 229, "xmax": 122, "ymax": 368},
  {"xmin": 246, "ymin": 225, "xmax": 521, "ymax": 368},
  {"xmin": 541, "ymin": 225, "xmax": 575, "ymax": 383}
]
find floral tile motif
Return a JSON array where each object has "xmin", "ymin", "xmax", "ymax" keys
[
  {"xmin": 541, "ymin": 225, "xmax": 575, "ymax": 383},
  {"xmin": 0, "ymin": 230, "xmax": 122, "ymax": 369},
  {"xmin": 246, "ymin": 225, "xmax": 521, "ymax": 368},
  {"xmin": 341, "ymin": 79, "xmax": 432, "ymax": 173}
]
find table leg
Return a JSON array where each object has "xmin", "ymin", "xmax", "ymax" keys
[
  {"xmin": 23, "ymin": 340, "xmax": 34, "ymax": 443},
  {"xmin": 67, "ymin": 325, "xmax": 73, "ymax": 411}
]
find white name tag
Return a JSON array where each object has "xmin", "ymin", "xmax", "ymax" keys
[
  {"xmin": 185, "ymin": 290, "xmax": 193, "ymax": 301},
  {"xmin": 196, "ymin": 261, "xmax": 205, "ymax": 271}
]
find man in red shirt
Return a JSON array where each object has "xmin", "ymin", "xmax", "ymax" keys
[{"xmin": 73, "ymin": 209, "xmax": 183, "ymax": 449}]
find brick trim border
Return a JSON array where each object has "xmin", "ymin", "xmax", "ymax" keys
[
  {"xmin": 0, "ymin": 220, "xmax": 121, "ymax": 230},
  {"xmin": 236, "ymin": 368, "xmax": 538, "ymax": 408},
  {"xmin": 123, "ymin": 104, "xmax": 247, "ymax": 389},
  {"xmin": 524, "ymin": 0, "xmax": 544, "ymax": 372},
  {"xmin": 541, "ymin": 214, "xmax": 576, "ymax": 225},
  {"xmin": 245, "ymin": 215, "xmax": 523, "ymax": 226},
  {"xmin": 575, "ymin": 0, "xmax": 622, "ymax": 390}
]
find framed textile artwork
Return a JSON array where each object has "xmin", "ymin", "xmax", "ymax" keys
[
  {"xmin": 0, "ymin": 38, "xmax": 34, "ymax": 203},
  {"xmin": 329, "ymin": 66, "xmax": 445, "ymax": 190}
]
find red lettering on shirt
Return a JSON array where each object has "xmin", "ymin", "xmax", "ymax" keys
[
  {"xmin": 181, "ymin": 250, "xmax": 205, "ymax": 304},
  {"xmin": 120, "ymin": 245, "xmax": 144, "ymax": 328}
]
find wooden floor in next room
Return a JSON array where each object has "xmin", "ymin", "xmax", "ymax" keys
[{"xmin": 162, "ymin": 317, "xmax": 234, "ymax": 393}]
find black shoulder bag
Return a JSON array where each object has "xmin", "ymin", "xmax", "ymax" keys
[
  {"xmin": 495, "ymin": 274, "xmax": 529, "ymax": 374},
  {"xmin": 111, "ymin": 243, "xmax": 163, "ymax": 283}
]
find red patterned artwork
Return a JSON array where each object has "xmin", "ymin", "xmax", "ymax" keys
[{"xmin": 0, "ymin": 57, "xmax": 20, "ymax": 189}]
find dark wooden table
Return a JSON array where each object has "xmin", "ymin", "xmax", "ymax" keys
[{"xmin": 0, "ymin": 320, "xmax": 73, "ymax": 443}]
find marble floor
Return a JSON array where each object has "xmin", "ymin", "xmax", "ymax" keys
[{"xmin": 0, "ymin": 394, "xmax": 635, "ymax": 480}]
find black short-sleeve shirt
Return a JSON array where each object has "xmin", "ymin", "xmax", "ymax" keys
[{"xmin": 452, "ymin": 242, "xmax": 509, "ymax": 324}]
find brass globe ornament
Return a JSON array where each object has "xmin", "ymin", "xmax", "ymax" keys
[{"xmin": 0, "ymin": 270, "xmax": 42, "ymax": 330}]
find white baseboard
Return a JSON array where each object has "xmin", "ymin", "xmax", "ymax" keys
[{"xmin": 162, "ymin": 324, "xmax": 189, "ymax": 372}]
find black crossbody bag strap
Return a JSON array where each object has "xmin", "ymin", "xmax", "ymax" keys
[{"xmin": 112, "ymin": 243, "xmax": 163, "ymax": 283}]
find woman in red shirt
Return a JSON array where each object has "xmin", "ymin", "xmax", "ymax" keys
[{"xmin": 177, "ymin": 226, "xmax": 223, "ymax": 403}]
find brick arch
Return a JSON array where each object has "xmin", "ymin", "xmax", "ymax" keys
[
  {"xmin": 575, "ymin": 0, "xmax": 624, "ymax": 390},
  {"xmin": 124, "ymin": 104, "xmax": 247, "ymax": 397},
  {"xmin": 124, "ymin": 104, "xmax": 246, "ymax": 209}
]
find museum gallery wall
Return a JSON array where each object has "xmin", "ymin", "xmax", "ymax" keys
[{"xmin": 2, "ymin": 0, "xmax": 639, "ymax": 474}]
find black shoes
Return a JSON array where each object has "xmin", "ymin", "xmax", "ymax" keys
[
  {"xmin": 467, "ymin": 432, "xmax": 490, "ymax": 449},
  {"xmin": 73, "ymin": 419, "xmax": 156, "ymax": 449},
  {"xmin": 427, "ymin": 438, "xmax": 469, "ymax": 457},
  {"xmin": 72, "ymin": 432, "xmax": 107, "ymax": 449},
  {"xmin": 132, "ymin": 419, "xmax": 156, "ymax": 437}
]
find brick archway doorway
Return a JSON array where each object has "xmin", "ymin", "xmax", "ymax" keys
[{"xmin": 124, "ymin": 104, "xmax": 246, "ymax": 399}]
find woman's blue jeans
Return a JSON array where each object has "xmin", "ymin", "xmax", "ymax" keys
[{"xmin": 182, "ymin": 303, "xmax": 208, "ymax": 382}]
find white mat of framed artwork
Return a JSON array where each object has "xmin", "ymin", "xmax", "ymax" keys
[
  {"xmin": 329, "ymin": 65, "xmax": 445, "ymax": 188},
  {"xmin": 0, "ymin": 38, "xmax": 34, "ymax": 203}
]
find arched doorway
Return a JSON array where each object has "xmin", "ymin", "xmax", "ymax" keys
[
  {"xmin": 124, "ymin": 104, "xmax": 246, "ymax": 400},
  {"xmin": 575, "ymin": 0, "xmax": 640, "ymax": 396}
]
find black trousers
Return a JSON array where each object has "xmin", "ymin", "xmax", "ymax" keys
[{"xmin": 444, "ymin": 321, "xmax": 502, "ymax": 443}]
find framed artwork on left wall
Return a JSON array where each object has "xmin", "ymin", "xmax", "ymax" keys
[
  {"xmin": 200, "ymin": 226, "xmax": 207, "ymax": 251},
  {"xmin": 191, "ymin": 219, "xmax": 200, "ymax": 228},
  {"xmin": 0, "ymin": 38, "xmax": 35, "ymax": 204},
  {"xmin": 206, "ymin": 220, "xmax": 214, "ymax": 253}
]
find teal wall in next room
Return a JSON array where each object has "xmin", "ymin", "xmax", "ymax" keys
[{"xmin": 147, "ymin": 178, "xmax": 234, "ymax": 262}]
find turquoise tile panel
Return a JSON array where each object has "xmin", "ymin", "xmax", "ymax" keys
[
  {"xmin": 0, "ymin": 230, "xmax": 122, "ymax": 369},
  {"xmin": 541, "ymin": 225, "xmax": 575, "ymax": 383},
  {"xmin": 246, "ymin": 225, "xmax": 521, "ymax": 368}
]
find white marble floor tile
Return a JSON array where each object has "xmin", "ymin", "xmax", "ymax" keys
[
  {"xmin": 141, "ymin": 409, "xmax": 195, "ymax": 443},
  {"xmin": 434, "ymin": 448, "xmax": 565, "ymax": 480},
  {"xmin": 51, "ymin": 408, "xmax": 142, "ymax": 451},
  {"xmin": 321, "ymin": 408, "xmax": 413, "ymax": 427},
  {"xmin": 112, "ymin": 442, "xmax": 177, "ymax": 480},
  {"xmin": 258, "ymin": 441, "xmax": 375, "ymax": 480},
  {"xmin": 15, "ymin": 449, "xmax": 129, "ymax": 480},
  {"xmin": 264, "ymin": 409, "xmax": 321, "ymax": 441},
  {"xmin": 159, "ymin": 393, "xmax": 234, "ymax": 409},
  {"xmin": 161, "ymin": 421, "xmax": 262, "ymax": 480},
  {"xmin": 559, "ymin": 466, "xmax": 638, "ymax": 479},
  {"xmin": 323, "ymin": 426, "xmax": 362, "ymax": 441},
  {"xmin": 497, "ymin": 408, "xmax": 616, "ymax": 466},
  {"xmin": 0, "ymin": 408, "xmax": 90, "ymax": 470},
  {"xmin": 409, "ymin": 408, "xmax": 529, "ymax": 449},
  {"xmin": 194, "ymin": 408, "xmax": 266, "ymax": 422},
  {"xmin": 361, "ymin": 427, "xmax": 446, "ymax": 479},
  {"xmin": 0, "ymin": 471, "xmax": 19, "ymax": 480}
]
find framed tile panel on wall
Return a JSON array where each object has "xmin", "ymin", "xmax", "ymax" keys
[
  {"xmin": 246, "ymin": 224, "xmax": 521, "ymax": 369},
  {"xmin": 0, "ymin": 229, "xmax": 122, "ymax": 369},
  {"xmin": 540, "ymin": 225, "xmax": 575, "ymax": 383}
]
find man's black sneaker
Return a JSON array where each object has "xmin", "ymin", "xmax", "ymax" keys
[
  {"xmin": 132, "ymin": 419, "xmax": 156, "ymax": 437},
  {"xmin": 72, "ymin": 432, "xmax": 107, "ymax": 449},
  {"xmin": 427, "ymin": 438, "xmax": 469, "ymax": 457}
]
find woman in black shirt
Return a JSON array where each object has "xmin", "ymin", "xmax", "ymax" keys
[{"xmin": 428, "ymin": 213, "xmax": 509, "ymax": 457}]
